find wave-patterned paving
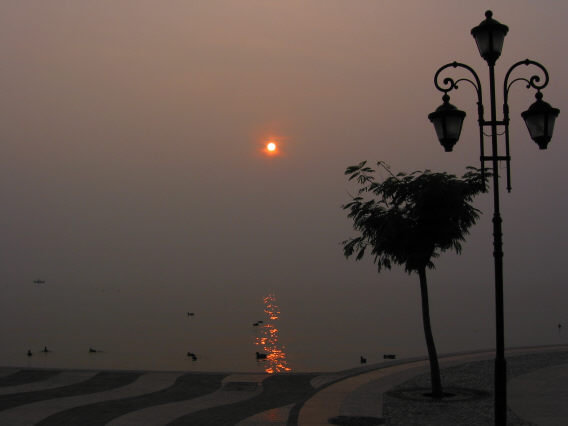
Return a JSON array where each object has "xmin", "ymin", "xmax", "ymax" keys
[
  {"xmin": 0, "ymin": 370, "xmax": 62, "ymax": 388},
  {"xmin": 0, "ymin": 371, "xmax": 142, "ymax": 413},
  {"xmin": 0, "ymin": 371, "xmax": 98, "ymax": 396},
  {"xmin": 0, "ymin": 369, "xmax": 320, "ymax": 425},
  {"xmin": 1, "ymin": 347, "xmax": 565, "ymax": 425},
  {"xmin": 0, "ymin": 369, "xmax": 22, "ymax": 380},
  {"xmin": 167, "ymin": 373, "xmax": 318, "ymax": 425},
  {"xmin": 37, "ymin": 372, "xmax": 227, "ymax": 426},
  {"xmin": 107, "ymin": 374, "xmax": 266, "ymax": 426},
  {"xmin": 0, "ymin": 370, "xmax": 143, "ymax": 425}
]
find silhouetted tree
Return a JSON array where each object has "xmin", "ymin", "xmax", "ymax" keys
[{"xmin": 342, "ymin": 161, "xmax": 487, "ymax": 398}]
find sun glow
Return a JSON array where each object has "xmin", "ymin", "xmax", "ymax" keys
[{"xmin": 262, "ymin": 138, "xmax": 280, "ymax": 156}]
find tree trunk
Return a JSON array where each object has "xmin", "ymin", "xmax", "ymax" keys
[{"xmin": 418, "ymin": 266, "xmax": 443, "ymax": 398}]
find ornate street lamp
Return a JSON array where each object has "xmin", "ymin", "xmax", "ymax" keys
[
  {"xmin": 471, "ymin": 11, "xmax": 509, "ymax": 66},
  {"xmin": 428, "ymin": 94, "xmax": 466, "ymax": 152},
  {"xmin": 522, "ymin": 92, "xmax": 560, "ymax": 149},
  {"xmin": 429, "ymin": 11, "xmax": 559, "ymax": 426}
]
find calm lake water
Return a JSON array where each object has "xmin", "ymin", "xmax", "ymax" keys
[
  {"xmin": 1, "ymin": 290, "xmax": 395, "ymax": 373},
  {"xmin": 3, "ymin": 283, "xmax": 562, "ymax": 374}
]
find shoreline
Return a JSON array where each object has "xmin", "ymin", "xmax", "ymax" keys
[{"xmin": 2, "ymin": 343, "xmax": 567, "ymax": 375}]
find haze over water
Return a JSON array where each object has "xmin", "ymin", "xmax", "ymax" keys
[
  {"xmin": 1, "ymin": 1, "xmax": 568, "ymax": 373},
  {"xmin": 4, "ymin": 290, "xmax": 384, "ymax": 373}
]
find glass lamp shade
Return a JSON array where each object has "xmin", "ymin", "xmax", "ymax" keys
[
  {"xmin": 521, "ymin": 93, "xmax": 560, "ymax": 150},
  {"xmin": 471, "ymin": 11, "xmax": 509, "ymax": 65},
  {"xmin": 428, "ymin": 96, "xmax": 466, "ymax": 152}
]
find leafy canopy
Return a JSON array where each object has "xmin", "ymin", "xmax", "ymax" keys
[{"xmin": 342, "ymin": 162, "xmax": 487, "ymax": 273}]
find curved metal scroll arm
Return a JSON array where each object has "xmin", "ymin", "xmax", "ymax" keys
[
  {"xmin": 501, "ymin": 59, "xmax": 550, "ymax": 192},
  {"xmin": 433, "ymin": 62, "xmax": 488, "ymax": 186},
  {"xmin": 503, "ymin": 59, "xmax": 550, "ymax": 107},
  {"xmin": 434, "ymin": 61, "xmax": 484, "ymax": 109}
]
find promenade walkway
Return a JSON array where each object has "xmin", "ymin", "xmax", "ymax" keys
[{"xmin": 0, "ymin": 345, "xmax": 566, "ymax": 425}]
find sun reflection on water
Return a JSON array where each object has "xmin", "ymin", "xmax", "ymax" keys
[{"xmin": 255, "ymin": 293, "xmax": 292, "ymax": 374}]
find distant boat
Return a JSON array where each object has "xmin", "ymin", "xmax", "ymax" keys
[
  {"xmin": 383, "ymin": 354, "xmax": 396, "ymax": 359},
  {"xmin": 360, "ymin": 355, "xmax": 367, "ymax": 364},
  {"xmin": 33, "ymin": 280, "xmax": 46, "ymax": 284},
  {"xmin": 256, "ymin": 352, "xmax": 267, "ymax": 360},
  {"xmin": 187, "ymin": 312, "xmax": 195, "ymax": 317}
]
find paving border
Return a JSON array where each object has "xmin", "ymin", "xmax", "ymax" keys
[
  {"xmin": 291, "ymin": 345, "xmax": 568, "ymax": 425},
  {"xmin": 382, "ymin": 347, "xmax": 568, "ymax": 426}
]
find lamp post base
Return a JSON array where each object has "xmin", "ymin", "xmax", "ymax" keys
[{"xmin": 495, "ymin": 356, "xmax": 507, "ymax": 426}]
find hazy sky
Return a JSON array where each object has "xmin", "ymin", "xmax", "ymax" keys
[{"xmin": 1, "ymin": 0, "xmax": 567, "ymax": 371}]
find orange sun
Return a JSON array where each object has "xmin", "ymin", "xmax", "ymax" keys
[
  {"xmin": 263, "ymin": 141, "xmax": 279, "ymax": 156},
  {"xmin": 261, "ymin": 135, "xmax": 283, "ymax": 157}
]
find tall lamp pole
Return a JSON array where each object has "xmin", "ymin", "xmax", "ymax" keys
[{"xmin": 428, "ymin": 10, "xmax": 559, "ymax": 426}]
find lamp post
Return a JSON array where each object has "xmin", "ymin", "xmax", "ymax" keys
[{"xmin": 428, "ymin": 10, "xmax": 559, "ymax": 426}]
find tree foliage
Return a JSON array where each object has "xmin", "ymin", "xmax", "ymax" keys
[
  {"xmin": 342, "ymin": 161, "xmax": 487, "ymax": 273},
  {"xmin": 343, "ymin": 161, "xmax": 487, "ymax": 398},
  {"xmin": 342, "ymin": 161, "xmax": 487, "ymax": 398}
]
